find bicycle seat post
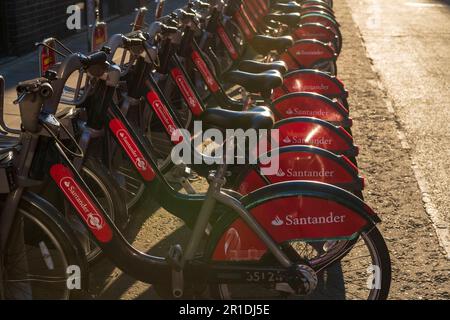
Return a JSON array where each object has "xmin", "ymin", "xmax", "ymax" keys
[{"xmin": 181, "ymin": 150, "xmax": 229, "ymax": 264}]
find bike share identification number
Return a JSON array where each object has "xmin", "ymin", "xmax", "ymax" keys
[{"xmin": 245, "ymin": 271, "xmax": 284, "ymax": 282}]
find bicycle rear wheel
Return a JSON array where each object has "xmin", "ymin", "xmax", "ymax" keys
[{"xmin": 210, "ymin": 226, "xmax": 391, "ymax": 300}]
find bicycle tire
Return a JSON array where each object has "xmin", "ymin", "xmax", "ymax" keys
[{"xmin": 1, "ymin": 191, "xmax": 88, "ymax": 300}]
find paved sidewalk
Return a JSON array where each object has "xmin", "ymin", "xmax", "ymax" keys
[
  {"xmin": 0, "ymin": 0, "xmax": 187, "ymax": 129},
  {"xmin": 0, "ymin": 14, "xmax": 135, "ymax": 129}
]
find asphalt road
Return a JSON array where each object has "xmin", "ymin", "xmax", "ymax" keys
[{"xmin": 346, "ymin": 0, "xmax": 450, "ymax": 257}]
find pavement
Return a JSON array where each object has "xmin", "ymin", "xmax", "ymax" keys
[
  {"xmin": 0, "ymin": 0, "xmax": 448, "ymax": 299},
  {"xmin": 0, "ymin": 0, "xmax": 187, "ymax": 129},
  {"xmin": 346, "ymin": 0, "xmax": 450, "ymax": 259},
  {"xmin": 333, "ymin": 0, "xmax": 449, "ymax": 299}
]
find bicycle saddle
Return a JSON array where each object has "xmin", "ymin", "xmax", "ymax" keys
[
  {"xmin": 200, "ymin": 106, "xmax": 274, "ymax": 131},
  {"xmin": 251, "ymin": 35, "xmax": 294, "ymax": 55},
  {"xmin": 238, "ymin": 60, "xmax": 288, "ymax": 74},
  {"xmin": 272, "ymin": 2, "xmax": 302, "ymax": 13},
  {"xmin": 222, "ymin": 70, "xmax": 283, "ymax": 96},
  {"xmin": 265, "ymin": 13, "xmax": 302, "ymax": 27}
]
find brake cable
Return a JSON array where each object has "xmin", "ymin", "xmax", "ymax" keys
[{"xmin": 42, "ymin": 119, "xmax": 84, "ymax": 159}]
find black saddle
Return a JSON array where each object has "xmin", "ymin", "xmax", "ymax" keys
[
  {"xmin": 238, "ymin": 60, "xmax": 288, "ymax": 74},
  {"xmin": 200, "ymin": 106, "xmax": 274, "ymax": 131},
  {"xmin": 222, "ymin": 70, "xmax": 283, "ymax": 97},
  {"xmin": 265, "ymin": 13, "xmax": 302, "ymax": 27},
  {"xmin": 251, "ymin": 35, "xmax": 294, "ymax": 55}
]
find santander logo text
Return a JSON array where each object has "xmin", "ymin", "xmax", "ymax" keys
[
  {"xmin": 271, "ymin": 212, "xmax": 346, "ymax": 227},
  {"xmin": 146, "ymin": 91, "xmax": 183, "ymax": 144},
  {"xmin": 50, "ymin": 164, "xmax": 113, "ymax": 243},
  {"xmin": 191, "ymin": 51, "xmax": 220, "ymax": 93},
  {"xmin": 275, "ymin": 168, "xmax": 335, "ymax": 178},
  {"xmin": 109, "ymin": 118, "xmax": 155, "ymax": 181},
  {"xmin": 296, "ymin": 50, "xmax": 324, "ymax": 56},
  {"xmin": 170, "ymin": 68, "xmax": 204, "ymax": 116},
  {"xmin": 285, "ymin": 108, "xmax": 329, "ymax": 117},
  {"xmin": 281, "ymin": 135, "xmax": 332, "ymax": 146},
  {"xmin": 217, "ymin": 26, "xmax": 238, "ymax": 60}
]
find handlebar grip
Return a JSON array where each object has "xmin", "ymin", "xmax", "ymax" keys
[
  {"xmin": 81, "ymin": 51, "xmax": 108, "ymax": 68},
  {"xmin": 122, "ymin": 36, "xmax": 144, "ymax": 49},
  {"xmin": 161, "ymin": 24, "xmax": 179, "ymax": 34},
  {"xmin": 195, "ymin": 1, "xmax": 210, "ymax": 9}
]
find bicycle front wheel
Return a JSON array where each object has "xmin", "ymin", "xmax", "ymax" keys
[{"xmin": 2, "ymin": 192, "xmax": 86, "ymax": 300}]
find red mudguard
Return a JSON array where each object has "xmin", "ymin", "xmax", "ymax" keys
[
  {"xmin": 272, "ymin": 69, "xmax": 348, "ymax": 108},
  {"xmin": 271, "ymin": 92, "xmax": 351, "ymax": 127},
  {"xmin": 236, "ymin": 145, "xmax": 363, "ymax": 195},
  {"xmin": 293, "ymin": 23, "xmax": 340, "ymax": 54},
  {"xmin": 302, "ymin": 2, "xmax": 333, "ymax": 10},
  {"xmin": 300, "ymin": 6, "xmax": 335, "ymax": 17},
  {"xmin": 299, "ymin": 14, "xmax": 340, "ymax": 35},
  {"xmin": 273, "ymin": 117, "xmax": 358, "ymax": 157},
  {"xmin": 208, "ymin": 181, "xmax": 378, "ymax": 262},
  {"xmin": 280, "ymin": 39, "xmax": 337, "ymax": 70}
]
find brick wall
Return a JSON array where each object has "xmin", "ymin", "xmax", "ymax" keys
[
  {"xmin": 1, "ymin": 0, "xmax": 139, "ymax": 56},
  {"xmin": 4, "ymin": 0, "xmax": 79, "ymax": 55}
]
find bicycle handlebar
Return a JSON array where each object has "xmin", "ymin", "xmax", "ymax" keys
[
  {"xmin": 43, "ymin": 52, "xmax": 108, "ymax": 113},
  {"xmin": 79, "ymin": 51, "xmax": 108, "ymax": 68},
  {"xmin": 16, "ymin": 77, "xmax": 53, "ymax": 133}
]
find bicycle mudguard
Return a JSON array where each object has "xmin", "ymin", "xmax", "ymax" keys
[
  {"xmin": 293, "ymin": 23, "xmax": 341, "ymax": 54},
  {"xmin": 299, "ymin": 12, "xmax": 340, "ymax": 32},
  {"xmin": 301, "ymin": 0, "xmax": 334, "ymax": 9},
  {"xmin": 271, "ymin": 92, "xmax": 351, "ymax": 127},
  {"xmin": 280, "ymin": 39, "xmax": 337, "ymax": 71},
  {"xmin": 298, "ymin": 13, "xmax": 342, "ymax": 46},
  {"xmin": 273, "ymin": 117, "xmax": 358, "ymax": 157},
  {"xmin": 236, "ymin": 145, "xmax": 363, "ymax": 195},
  {"xmin": 206, "ymin": 181, "xmax": 379, "ymax": 262},
  {"xmin": 272, "ymin": 69, "xmax": 348, "ymax": 106},
  {"xmin": 300, "ymin": 6, "xmax": 335, "ymax": 18}
]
